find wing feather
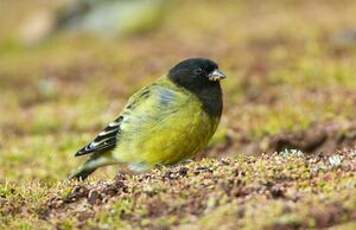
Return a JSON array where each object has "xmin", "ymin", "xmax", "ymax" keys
[
  {"xmin": 74, "ymin": 116, "xmax": 123, "ymax": 156},
  {"xmin": 74, "ymin": 80, "xmax": 180, "ymax": 157}
]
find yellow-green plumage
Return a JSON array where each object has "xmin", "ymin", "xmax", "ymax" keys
[
  {"xmin": 70, "ymin": 58, "xmax": 224, "ymax": 180},
  {"xmin": 115, "ymin": 77, "xmax": 220, "ymax": 170}
]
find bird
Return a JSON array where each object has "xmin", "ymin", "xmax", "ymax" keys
[{"xmin": 69, "ymin": 58, "xmax": 225, "ymax": 180}]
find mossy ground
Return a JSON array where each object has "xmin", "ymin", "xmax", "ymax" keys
[{"xmin": 0, "ymin": 0, "xmax": 355, "ymax": 229}]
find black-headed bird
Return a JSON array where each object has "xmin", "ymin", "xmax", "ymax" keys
[{"xmin": 70, "ymin": 58, "xmax": 225, "ymax": 180}]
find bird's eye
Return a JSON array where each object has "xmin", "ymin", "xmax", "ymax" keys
[{"xmin": 194, "ymin": 68, "xmax": 203, "ymax": 75}]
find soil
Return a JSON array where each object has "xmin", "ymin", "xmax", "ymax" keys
[
  {"xmin": 213, "ymin": 121, "xmax": 356, "ymax": 158},
  {"xmin": 42, "ymin": 149, "xmax": 356, "ymax": 229}
]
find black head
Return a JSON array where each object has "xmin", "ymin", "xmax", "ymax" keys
[
  {"xmin": 168, "ymin": 58, "xmax": 225, "ymax": 92},
  {"xmin": 168, "ymin": 58, "xmax": 225, "ymax": 118}
]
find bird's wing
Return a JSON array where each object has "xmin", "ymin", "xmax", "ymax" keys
[
  {"xmin": 74, "ymin": 80, "xmax": 183, "ymax": 157},
  {"xmin": 74, "ymin": 115, "xmax": 124, "ymax": 156}
]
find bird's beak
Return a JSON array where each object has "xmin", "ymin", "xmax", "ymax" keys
[{"xmin": 208, "ymin": 69, "xmax": 226, "ymax": 81}]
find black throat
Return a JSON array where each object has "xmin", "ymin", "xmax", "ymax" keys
[{"xmin": 168, "ymin": 75, "xmax": 223, "ymax": 118}]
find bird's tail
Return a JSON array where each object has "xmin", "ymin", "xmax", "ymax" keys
[
  {"xmin": 69, "ymin": 153, "xmax": 117, "ymax": 181},
  {"xmin": 69, "ymin": 166, "xmax": 97, "ymax": 181}
]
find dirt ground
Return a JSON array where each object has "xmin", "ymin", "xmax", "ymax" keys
[{"xmin": 39, "ymin": 150, "xmax": 355, "ymax": 229}]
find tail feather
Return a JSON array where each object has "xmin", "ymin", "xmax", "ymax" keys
[
  {"xmin": 69, "ymin": 167, "xmax": 97, "ymax": 181},
  {"xmin": 69, "ymin": 152, "xmax": 117, "ymax": 180}
]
